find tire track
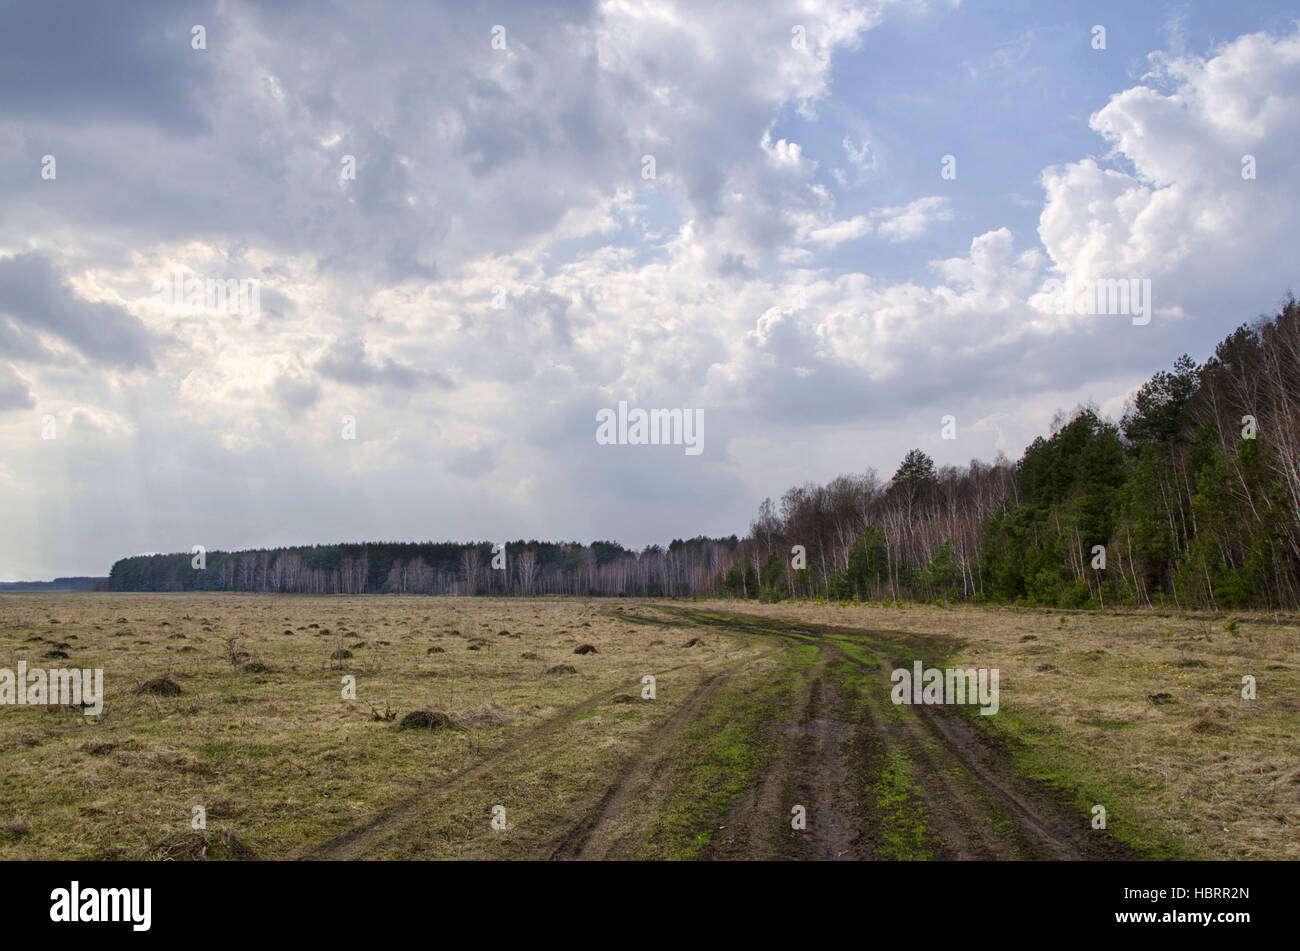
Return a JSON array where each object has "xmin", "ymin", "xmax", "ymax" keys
[
  {"xmin": 700, "ymin": 661, "xmax": 866, "ymax": 860},
  {"xmin": 297, "ymin": 659, "xmax": 720, "ymax": 861},
  {"xmin": 697, "ymin": 662, "xmax": 816, "ymax": 860},
  {"xmin": 549, "ymin": 663, "xmax": 745, "ymax": 860}
]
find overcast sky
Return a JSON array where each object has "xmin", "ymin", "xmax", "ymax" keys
[{"xmin": 2, "ymin": 0, "xmax": 1299, "ymax": 579}]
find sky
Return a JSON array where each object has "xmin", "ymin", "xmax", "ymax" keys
[{"xmin": 2, "ymin": 0, "xmax": 1299, "ymax": 579}]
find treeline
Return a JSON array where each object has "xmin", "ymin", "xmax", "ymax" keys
[
  {"xmin": 728, "ymin": 296, "xmax": 1300, "ymax": 610},
  {"xmin": 0, "ymin": 576, "xmax": 107, "ymax": 592},
  {"xmin": 107, "ymin": 537, "xmax": 740, "ymax": 597},
  {"xmin": 108, "ymin": 296, "xmax": 1300, "ymax": 610}
]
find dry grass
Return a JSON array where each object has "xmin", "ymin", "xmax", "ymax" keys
[
  {"xmin": 0, "ymin": 593, "xmax": 750, "ymax": 860},
  {"xmin": 6, "ymin": 592, "xmax": 1291, "ymax": 860}
]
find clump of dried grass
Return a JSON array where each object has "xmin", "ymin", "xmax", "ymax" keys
[{"xmin": 451, "ymin": 702, "xmax": 516, "ymax": 729}]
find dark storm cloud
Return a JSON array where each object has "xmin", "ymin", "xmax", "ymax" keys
[
  {"xmin": 0, "ymin": 253, "xmax": 155, "ymax": 368},
  {"xmin": 0, "ymin": 0, "xmax": 630, "ymax": 286},
  {"xmin": 0, "ymin": 0, "xmax": 216, "ymax": 135}
]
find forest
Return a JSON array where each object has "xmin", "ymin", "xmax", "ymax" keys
[
  {"xmin": 109, "ymin": 297, "xmax": 1300, "ymax": 611},
  {"xmin": 106, "ymin": 537, "xmax": 741, "ymax": 598}
]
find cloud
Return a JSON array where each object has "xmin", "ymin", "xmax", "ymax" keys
[
  {"xmin": 0, "ymin": 363, "xmax": 34, "ymax": 411},
  {"xmin": 315, "ymin": 334, "xmax": 454, "ymax": 391},
  {"xmin": 807, "ymin": 215, "xmax": 872, "ymax": 245},
  {"xmin": 268, "ymin": 356, "xmax": 322, "ymax": 412},
  {"xmin": 873, "ymin": 196, "xmax": 954, "ymax": 243},
  {"xmin": 1036, "ymin": 28, "xmax": 1300, "ymax": 318},
  {"xmin": 842, "ymin": 136, "xmax": 877, "ymax": 173},
  {"xmin": 962, "ymin": 31, "xmax": 1035, "ymax": 80},
  {"xmin": 0, "ymin": 0, "xmax": 215, "ymax": 134},
  {"xmin": 0, "ymin": 253, "xmax": 155, "ymax": 368}
]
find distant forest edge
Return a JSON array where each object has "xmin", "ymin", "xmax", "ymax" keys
[
  {"xmin": 0, "ymin": 577, "xmax": 107, "ymax": 592},
  {"xmin": 109, "ymin": 297, "xmax": 1300, "ymax": 611}
]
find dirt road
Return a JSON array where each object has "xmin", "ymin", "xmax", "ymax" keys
[
  {"xmin": 545, "ymin": 606, "xmax": 1129, "ymax": 860},
  {"xmin": 300, "ymin": 605, "xmax": 1130, "ymax": 860}
]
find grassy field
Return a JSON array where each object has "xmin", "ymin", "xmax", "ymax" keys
[{"xmin": 1, "ymin": 593, "xmax": 1295, "ymax": 860}]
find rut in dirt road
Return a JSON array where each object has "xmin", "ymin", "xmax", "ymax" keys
[
  {"xmin": 701, "ymin": 663, "xmax": 866, "ymax": 860},
  {"xmin": 550, "ymin": 662, "xmax": 753, "ymax": 860},
  {"xmin": 793, "ymin": 674, "xmax": 860, "ymax": 858},
  {"xmin": 852, "ymin": 651, "xmax": 1124, "ymax": 860}
]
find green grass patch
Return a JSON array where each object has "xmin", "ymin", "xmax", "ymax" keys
[
  {"xmin": 973, "ymin": 705, "xmax": 1187, "ymax": 859},
  {"xmin": 868, "ymin": 748, "xmax": 932, "ymax": 860},
  {"xmin": 639, "ymin": 655, "xmax": 808, "ymax": 859}
]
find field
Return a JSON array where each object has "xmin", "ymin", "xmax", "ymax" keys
[{"xmin": 1, "ymin": 593, "xmax": 1296, "ymax": 860}]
